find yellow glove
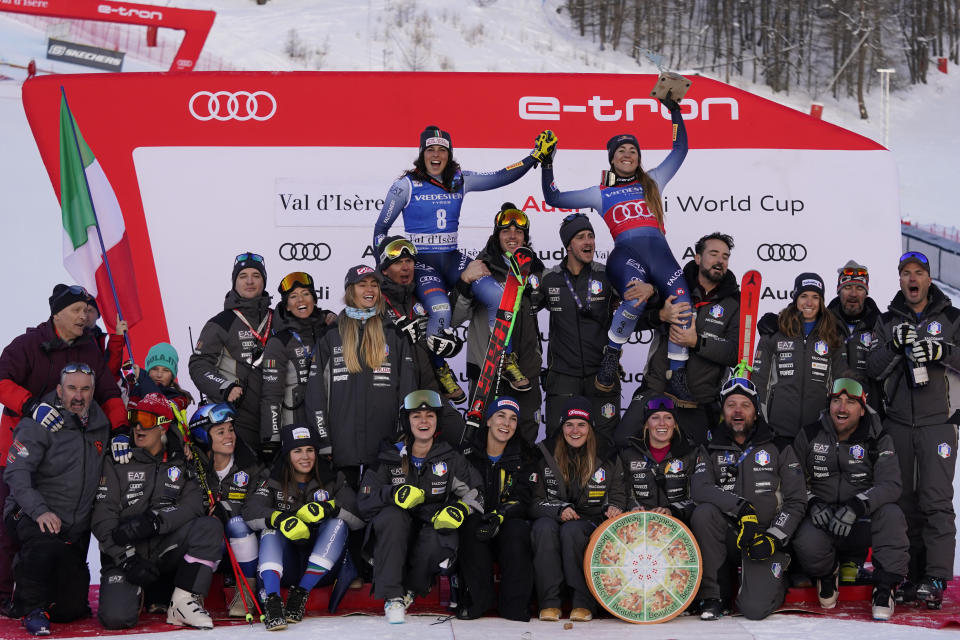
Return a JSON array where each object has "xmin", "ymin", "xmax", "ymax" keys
[
  {"xmin": 296, "ymin": 500, "xmax": 339, "ymax": 524},
  {"xmin": 277, "ymin": 515, "xmax": 310, "ymax": 542},
  {"xmin": 269, "ymin": 510, "xmax": 286, "ymax": 527},
  {"xmin": 531, "ymin": 130, "xmax": 558, "ymax": 165},
  {"xmin": 392, "ymin": 484, "xmax": 425, "ymax": 510},
  {"xmin": 432, "ymin": 501, "xmax": 470, "ymax": 532}
]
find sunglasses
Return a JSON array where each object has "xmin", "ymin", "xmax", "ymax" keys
[
  {"xmin": 279, "ymin": 271, "xmax": 314, "ymax": 295},
  {"xmin": 899, "ymin": 251, "xmax": 929, "ymax": 265},
  {"xmin": 646, "ymin": 396, "xmax": 676, "ymax": 411},
  {"xmin": 235, "ymin": 252, "xmax": 264, "ymax": 265},
  {"xmin": 830, "ymin": 377, "xmax": 866, "ymax": 402},
  {"xmin": 380, "ymin": 238, "xmax": 417, "ymax": 264},
  {"xmin": 404, "ymin": 389, "xmax": 443, "ymax": 411},
  {"xmin": 129, "ymin": 409, "xmax": 172, "ymax": 430},
  {"xmin": 495, "ymin": 208, "xmax": 529, "ymax": 231},
  {"xmin": 62, "ymin": 362, "xmax": 94, "ymax": 376},
  {"xmin": 720, "ymin": 376, "xmax": 758, "ymax": 398}
]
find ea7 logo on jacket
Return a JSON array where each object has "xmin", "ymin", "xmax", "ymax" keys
[
  {"xmin": 754, "ymin": 450, "xmax": 770, "ymax": 466},
  {"xmin": 812, "ymin": 443, "xmax": 829, "ymax": 454},
  {"xmin": 127, "ymin": 471, "xmax": 146, "ymax": 481}
]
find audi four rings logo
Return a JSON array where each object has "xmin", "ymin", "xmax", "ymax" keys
[
  {"xmin": 279, "ymin": 243, "xmax": 331, "ymax": 261},
  {"xmin": 610, "ymin": 201, "xmax": 653, "ymax": 224},
  {"xmin": 188, "ymin": 91, "xmax": 277, "ymax": 121},
  {"xmin": 756, "ymin": 243, "xmax": 807, "ymax": 261}
]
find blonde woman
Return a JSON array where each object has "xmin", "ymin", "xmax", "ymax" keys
[{"xmin": 305, "ymin": 265, "xmax": 415, "ymax": 479}]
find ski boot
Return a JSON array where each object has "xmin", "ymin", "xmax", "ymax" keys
[
  {"xmin": 699, "ymin": 598, "xmax": 723, "ymax": 621},
  {"xmin": 502, "ymin": 352, "xmax": 531, "ymax": 392},
  {"xmin": 435, "ymin": 363, "xmax": 466, "ymax": 403},
  {"xmin": 816, "ymin": 566, "xmax": 839, "ymax": 609},
  {"xmin": 872, "ymin": 585, "xmax": 896, "ymax": 620},
  {"xmin": 385, "ymin": 598, "xmax": 406, "ymax": 624},
  {"xmin": 21, "ymin": 609, "xmax": 50, "ymax": 636},
  {"xmin": 263, "ymin": 593, "xmax": 286, "ymax": 631},
  {"xmin": 166, "ymin": 587, "xmax": 213, "ymax": 629},
  {"xmin": 595, "ymin": 346, "xmax": 621, "ymax": 392},
  {"xmin": 285, "ymin": 585, "xmax": 309, "ymax": 623},
  {"xmin": 916, "ymin": 576, "xmax": 945, "ymax": 609},
  {"xmin": 895, "ymin": 580, "xmax": 917, "ymax": 604}
]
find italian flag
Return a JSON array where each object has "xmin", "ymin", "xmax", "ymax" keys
[{"xmin": 59, "ymin": 93, "xmax": 141, "ymax": 330}]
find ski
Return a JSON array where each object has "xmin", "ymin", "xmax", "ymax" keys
[
  {"xmin": 459, "ymin": 247, "xmax": 534, "ymax": 448},
  {"xmin": 735, "ymin": 269, "xmax": 762, "ymax": 379}
]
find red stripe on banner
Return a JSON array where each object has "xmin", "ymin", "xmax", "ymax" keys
[{"xmin": 93, "ymin": 234, "xmax": 143, "ymax": 333}]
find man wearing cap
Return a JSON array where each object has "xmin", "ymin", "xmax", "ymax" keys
[
  {"xmin": 0, "ymin": 284, "xmax": 128, "ymax": 607},
  {"xmin": 3, "ymin": 363, "xmax": 110, "ymax": 635},
  {"xmin": 534, "ymin": 213, "xmax": 652, "ymax": 446},
  {"xmin": 190, "ymin": 252, "xmax": 275, "ymax": 456},
  {"xmin": 866, "ymin": 250, "xmax": 960, "ymax": 607},
  {"xmin": 637, "ymin": 232, "xmax": 740, "ymax": 446},
  {"xmin": 828, "ymin": 260, "xmax": 884, "ymax": 415},
  {"xmin": 690, "ymin": 377, "xmax": 806, "ymax": 620},
  {"xmin": 791, "ymin": 377, "xmax": 908, "ymax": 620}
]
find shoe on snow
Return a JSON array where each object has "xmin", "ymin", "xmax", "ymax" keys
[
  {"xmin": 872, "ymin": 586, "xmax": 896, "ymax": 620},
  {"xmin": 166, "ymin": 587, "xmax": 213, "ymax": 629},
  {"xmin": 917, "ymin": 577, "xmax": 945, "ymax": 610},
  {"xmin": 263, "ymin": 593, "xmax": 286, "ymax": 631},
  {"xmin": 385, "ymin": 598, "xmax": 406, "ymax": 624},
  {"xmin": 595, "ymin": 346, "xmax": 621, "ymax": 392},
  {"xmin": 285, "ymin": 585, "xmax": 309, "ymax": 623},
  {"xmin": 699, "ymin": 598, "xmax": 723, "ymax": 621},
  {"xmin": 22, "ymin": 608, "xmax": 50, "ymax": 636}
]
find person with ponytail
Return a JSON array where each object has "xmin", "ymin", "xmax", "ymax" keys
[
  {"xmin": 305, "ymin": 265, "xmax": 415, "ymax": 483},
  {"xmin": 529, "ymin": 397, "xmax": 626, "ymax": 623},
  {"xmin": 540, "ymin": 96, "xmax": 694, "ymax": 399}
]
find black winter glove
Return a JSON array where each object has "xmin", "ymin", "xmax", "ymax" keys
[
  {"xmin": 475, "ymin": 512, "xmax": 504, "ymax": 541},
  {"xmin": 394, "ymin": 315, "xmax": 422, "ymax": 345},
  {"xmin": 891, "ymin": 323, "xmax": 917, "ymax": 352},
  {"xmin": 112, "ymin": 511, "xmax": 161, "ymax": 546},
  {"xmin": 757, "ymin": 312, "xmax": 779, "ymax": 337},
  {"xmin": 808, "ymin": 498, "xmax": 834, "ymax": 531},
  {"xmin": 746, "ymin": 531, "xmax": 778, "ymax": 561},
  {"xmin": 659, "ymin": 93, "xmax": 681, "ymax": 113},
  {"xmin": 911, "ymin": 338, "xmax": 943, "ymax": 363},
  {"xmin": 829, "ymin": 498, "xmax": 866, "ymax": 538},
  {"xmin": 735, "ymin": 501, "xmax": 761, "ymax": 551},
  {"xmin": 121, "ymin": 554, "xmax": 160, "ymax": 586}
]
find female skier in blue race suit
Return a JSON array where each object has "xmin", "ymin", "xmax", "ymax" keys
[
  {"xmin": 373, "ymin": 126, "xmax": 555, "ymax": 400},
  {"xmin": 541, "ymin": 98, "xmax": 693, "ymax": 398}
]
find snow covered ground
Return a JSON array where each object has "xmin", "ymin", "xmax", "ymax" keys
[{"xmin": 1, "ymin": 2, "xmax": 959, "ymax": 638}]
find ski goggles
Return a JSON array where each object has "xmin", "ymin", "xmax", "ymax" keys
[
  {"xmin": 51, "ymin": 285, "xmax": 90, "ymax": 305},
  {"xmin": 646, "ymin": 396, "xmax": 676, "ymax": 411},
  {"xmin": 562, "ymin": 212, "xmax": 589, "ymax": 224},
  {"xmin": 129, "ymin": 410, "xmax": 172, "ymax": 431},
  {"xmin": 830, "ymin": 377, "xmax": 867, "ymax": 404},
  {"xmin": 898, "ymin": 251, "xmax": 930, "ymax": 272},
  {"xmin": 840, "ymin": 266, "xmax": 868, "ymax": 277},
  {"xmin": 234, "ymin": 252, "xmax": 264, "ymax": 265},
  {"xmin": 494, "ymin": 208, "xmax": 529, "ymax": 231},
  {"xmin": 61, "ymin": 362, "xmax": 94, "ymax": 376},
  {"xmin": 279, "ymin": 272, "xmax": 314, "ymax": 295},
  {"xmin": 379, "ymin": 238, "xmax": 417, "ymax": 264},
  {"xmin": 403, "ymin": 389, "xmax": 443, "ymax": 411},
  {"xmin": 719, "ymin": 376, "xmax": 758, "ymax": 400}
]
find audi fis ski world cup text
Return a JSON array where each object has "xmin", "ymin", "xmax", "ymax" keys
[{"xmin": 664, "ymin": 194, "xmax": 805, "ymax": 216}]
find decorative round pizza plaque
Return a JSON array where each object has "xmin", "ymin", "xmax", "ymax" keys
[{"xmin": 583, "ymin": 511, "xmax": 702, "ymax": 623}]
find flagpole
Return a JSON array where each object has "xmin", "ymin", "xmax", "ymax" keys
[{"xmin": 60, "ymin": 86, "xmax": 136, "ymax": 364}]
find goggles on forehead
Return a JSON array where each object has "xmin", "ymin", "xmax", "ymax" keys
[
  {"xmin": 899, "ymin": 251, "xmax": 928, "ymax": 265},
  {"xmin": 235, "ymin": 252, "xmax": 264, "ymax": 265},
  {"xmin": 563, "ymin": 212, "xmax": 589, "ymax": 223},
  {"xmin": 129, "ymin": 410, "xmax": 172, "ymax": 430},
  {"xmin": 646, "ymin": 396, "xmax": 675, "ymax": 411},
  {"xmin": 403, "ymin": 389, "xmax": 442, "ymax": 411},
  {"xmin": 380, "ymin": 238, "xmax": 417, "ymax": 264},
  {"xmin": 279, "ymin": 272, "xmax": 314, "ymax": 295},
  {"xmin": 720, "ymin": 376, "xmax": 758, "ymax": 399},
  {"xmin": 841, "ymin": 266, "xmax": 868, "ymax": 277},
  {"xmin": 494, "ymin": 208, "xmax": 529, "ymax": 231},
  {"xmin": 62, "ymin": 362, "xmax": 94, "ymax": 376},
  {"xmin": 830, "ymin": 377, "xmax": 866, "ymax": 403}
]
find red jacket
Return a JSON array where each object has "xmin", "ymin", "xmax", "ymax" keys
[{"xmin": 0, "ymin": 319, "xmax": 126, "ymax": 464}]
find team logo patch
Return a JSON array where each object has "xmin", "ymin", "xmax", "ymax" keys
[
  {"xmin": 593, "ymin": 468, "xmax": 606, "ymax": 483},
  {"xmin": 928, "ymin": 321, "xmax": 942, "ymax": 336},
  {"xmin": 859, "ymin": 332, "xmax": 873, "ymax": 347},
  {"xmin": 313, "ymin": 489, "xmax": 330, "ymax": 502},
  {"xmin": 413, "ymin": 302, "xmax": 426, "ymax": 315},
  {"xmin": 675, "ymin": 288, "xmax": 686, "ymax": 296},
  {"xmin": 529, "ymin": 472, "xmax": 538, "ymax": 483},
  {"xmin": 601, "ymin": 403, "xmax": 616, "ymax": 419},
  {"xmin": 755, "ymin": 450, "xmax": 770, "ymax": 466},
  {"xmin": 667, "ymin": 459, "xmax": 684, "ymax": 473},
  {"xmin": 528, "ymin": 274, "xmax": 540, "ymax": 289},
  {"xmin": 938, "ymin": 443, "xmax": 952, "ymax": 459},
  {"xmin": 849, "ymin": 445, "xmax": 865, "ymax": 460},
  {"xmin": 814, "ymin": 340, "xmax": 828, "ymax": 356},
  {"xmin": 233, "ymin": 471, "xmax": 249, "ymax": 487},
  {"xmin": 589, "ymin": 279, "xmax": 603, "ymax": 295},
  {"xmin": 432, "ymin": 461, "xmax": 448, "ymax": 477},
  {"xmin": 384, "ymin": 345, "xmax": 390, "ymax": 356},
  {"xmin": 167, "ymin": 466, "xmax": 181, "ymax": 482},
  {"xmin": 709, "ymin": 304, "xmax": 724, "ymax": 319},
  {"xmin": 771, "ymin": 562, "xmax": 783, "ymax": 578}
]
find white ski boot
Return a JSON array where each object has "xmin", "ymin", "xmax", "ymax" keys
[{"xmin": 167, "ymin": 587, "xmax": 213, "ymax": 629}]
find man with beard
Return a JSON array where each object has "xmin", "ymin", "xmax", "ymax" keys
[
  {"xmin": 4, "ymin": 363, "xmax": 109, "ymax": 635},
  {"xmin": 190, "ymin": 253, "xmax": 275, "ymax": 457},
  {"xmin": 690, "ymin": 376, "xmax": 806, "ymax": 620},
  {"xmin": 828, "ymin": 260, "xmax": 883, "ymax": 415},
  {"xmin": 627, "ymin": 232, "xmax": 740, "ymax": 446},
  {"xmin": 867, "ymin": 251, "xmax": 960, "ymax": 608}
]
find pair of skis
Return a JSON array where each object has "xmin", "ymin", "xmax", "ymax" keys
[{"xmin": 459, "ymin": 247, "xmax": 535, "ymax": 449}]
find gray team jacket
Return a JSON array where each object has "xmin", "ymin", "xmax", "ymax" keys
[
  {"xmin": 4, "ymin": 391, "xmax": 109, "ymax": 534},
  {"xmin": 530, "ymin": 440, "xmax": 627, "ymax": 524},
  {"xmin": 866, "ymin": 285, "xmax": 960, "ymax": 427},
  {"xmin": 792, "ymin": 409, "xmax": 901, "ymax": 510}
]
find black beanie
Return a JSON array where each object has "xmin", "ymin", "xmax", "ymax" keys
[
  {"xmin": 419, "ymin": 125, "xmax": 452, "ymax": 154},
  {"xmin": 559, "ymin": 214, "xmax": 594, "ymax": 248},
  {"xmin": 280, "ymin": 424, "xmax": 320, "ymax": 457},
  {"xmin": 233, "ymin": 253, "xmax": 267, "ymax": 290},
  {"xmin": 606, "ymin": 133, "xmax": 640, "ymax": 163},
  {"xmin": 49, "ymin": 284, "xmax": 90, "ymax": 316},
  {"xmin": 560, "ymin": 396, "xmax": 594, "ymax": 428},
  {"xmin": 791, "ymin": 272, "xmax": 825, "ymax": 301}
]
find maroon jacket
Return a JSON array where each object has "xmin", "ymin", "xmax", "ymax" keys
[{"xmin": 0, "ymin": 319, "xmax": 126, "ymax": 465}]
